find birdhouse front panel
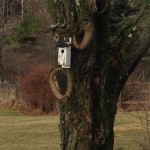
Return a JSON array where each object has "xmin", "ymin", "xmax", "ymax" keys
[{"xmin": 58, "ymin": 46, "xmax": 71, "ymax": 68}]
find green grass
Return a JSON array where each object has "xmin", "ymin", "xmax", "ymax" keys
[
  {"xmin": 0, "ymin": 109, "xmax": 147, "ymax": 150},
  {"xmin": 0, "ymin": 109, "xmax": 60, "ymax": 150},
  {"xmin": 0, "ymin": 108, "xmax": 23, "ymax": 116},
  {"xmin": 114, "ymin": 111, "xmax": 144, "ymax": 150}
]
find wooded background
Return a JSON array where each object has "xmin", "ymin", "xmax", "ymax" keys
[{"xmin": 0, "ymin": 0, "xmax": 150, "ymax": 112}]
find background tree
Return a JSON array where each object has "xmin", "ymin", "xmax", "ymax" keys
[
  {"xmin": 48, "ymin": 0, "xmax": 149, "ymax": 149},
  {"xmin": 0, "ymin": 0, "xmax": 21, "ymax": 80},
  {"xmin": 0, "ymin": 0, "xmax": 6, "ymax": 79}
]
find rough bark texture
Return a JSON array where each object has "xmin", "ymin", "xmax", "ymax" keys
[{"xmin": 49, "ymin": 0, "xmax": 150, "ymax": 149}]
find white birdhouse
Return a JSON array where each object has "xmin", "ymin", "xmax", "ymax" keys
[{"xmin": 58, "ymin": 37, "xmax": 71, "ymax": 68}]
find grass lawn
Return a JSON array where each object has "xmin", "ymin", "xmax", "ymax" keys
[
  {"xmin": 0, "ymin": 108, "xmax": 60, "ymax": 150},
  {"xmin": 0, "ymin": 108, "xmax": 147, "ymax": 150},
  {"xmin": 114, "ymin": 111, "xmax": 144, "ymax": 150}
]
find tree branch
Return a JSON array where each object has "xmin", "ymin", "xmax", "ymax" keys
[{"xmin": 115, "ymin": 4, "xmax": 150, "ymax": 73}]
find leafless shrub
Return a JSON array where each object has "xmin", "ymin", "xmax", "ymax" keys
[
  {"xmin": 121, "ymin": 84, "xmax": 150, "ymax": 149},
  {"xmin": 20, "ymin": 64, "xmax": 58, "ymax": 113},
  {"xmin": 120, "ymin": 82, "xmax": 150, "ymax": 111},
  {"xmin": 134, "ymin": 107, "xmax": 150, "ymax": 150}
]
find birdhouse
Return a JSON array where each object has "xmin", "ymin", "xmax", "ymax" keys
[{"xmin": 58, "ymin": 37, "xmax": 71, "ymax": 68}]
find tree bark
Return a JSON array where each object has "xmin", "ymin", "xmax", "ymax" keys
[{"xmin": 49, "ymin": 0, "xmax": 150, "ymax": 149}]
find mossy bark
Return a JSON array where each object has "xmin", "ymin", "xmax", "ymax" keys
[{"xmin": 49, "ymin": 0, "xmax": 150, "ymax": 149}]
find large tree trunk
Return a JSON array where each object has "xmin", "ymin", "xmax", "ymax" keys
[
  {"xmin": 49, "ymin": 0, "xmax": 150, "ymax": 149},
  {"xmin": 59, "ymin": 15, "xmax": 126, "ymax": 150}
]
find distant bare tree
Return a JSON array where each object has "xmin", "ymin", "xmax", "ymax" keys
[
  {"xmin": 0, "ymin": 0, "xmax": 5, "ymax": 78},
  {"xmin": 0, "ymin": 0, "xmax": 21, "ymax": 79}
]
